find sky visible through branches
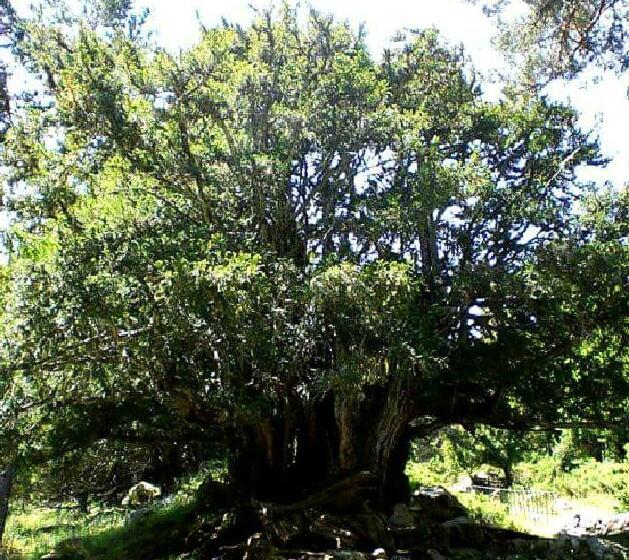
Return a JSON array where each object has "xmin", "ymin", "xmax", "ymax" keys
[{"xmin": 1, "ymin": 0, "xmax": 627, "ymax": 250}]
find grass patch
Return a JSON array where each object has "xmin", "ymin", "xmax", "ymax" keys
[
  {"xmin": 3, "ymin": 500, "xmax": 196, "ymax": 560},
  {"xmin": 454, "ymin": 492, "xmax": 518, "ymax": 529},
  {"xmin": 57, "ymin": 503, "xmax": 196, "ymax": 560},
  {"xmin": 3, "ymin": 504, "xmax": 124, "ymax": 559},
  {"xmin": 3, "ymin": 468, "xmax": 214, "ymax": 559},
  {"xmin": 407, "ymin": 457, "xmax": 629, "ymax": 537}
]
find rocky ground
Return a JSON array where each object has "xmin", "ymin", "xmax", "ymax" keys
[
  {"xmin": 558, "ymin": 510, "xmax": 629, "ymax": 539},
  {"xmin": 32, "ymin": 484, "xmax": 629, "ymax": 560},
  {"xmin": 183, "ymin": 485, "xmax": 629, "ymax": 560}
]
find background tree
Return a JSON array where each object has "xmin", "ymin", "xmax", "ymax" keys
[
  {"xmin": 444, "ymin": 426, "xmax": 544, "ymax": 487},
  {"xmin": 0, "ymin": 0, "xmax": 17, "ymax": 140},
  {"xmin": 0, "ymin": 3, "xmax": 626, "ymax": 543},
  {"xmin": 472, "ymin": 0, "xmax": 627, "ymax": 87},
  {"xmin": 0, "ymin": 246, "xmax": 14, "ymax": 543},
  {"xmin": 410, "ymin": 424, "xmax": 557, "ymax": 487}
]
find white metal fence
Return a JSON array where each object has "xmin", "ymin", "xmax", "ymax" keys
[{"xmin": 469, "ymin": 485, "xmax": 559, "ymax": 523}]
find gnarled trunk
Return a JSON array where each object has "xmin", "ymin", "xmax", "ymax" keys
[{"xmin": 229, "ymin": 377, "xmax": 413, "ymax": 512}]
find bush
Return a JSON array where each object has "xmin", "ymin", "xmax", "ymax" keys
[
  {"xmin": 406, "ymin": 459, "xmax": 453, "ymax": 489},
  {"xmin": 455, "ymin": 492, "xmax": 516, "ymax": 529}
]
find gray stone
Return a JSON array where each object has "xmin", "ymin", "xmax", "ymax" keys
[
  {"xmin": 121, "ymin": 481, "xmax": 161, "ymax": 506},
  {"xmin": 125, "ymin": 507, "xmax": 151, "ymax": 525},
  {"xmin": 333, "ymin": 552, "xmax": 368, "ymax": 560},
  {"xmin": 425, "ymin": 550, "xmax": 447, "ymax": 560},
  {"xmin": 389, "ymin": 504, "xmax": 415, "ymax": 528},
  {"xmin": 410, "ymin": 488, "xmax": 467, "ymax": 521}
]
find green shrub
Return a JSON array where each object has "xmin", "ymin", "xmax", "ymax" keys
[
  {"xmin": 406, "ymin": 459, "xmax": 453, "ymax": 488},
  {"xmin": 455, "ymin": 493, "xmax": 515, "ymax": 529}
]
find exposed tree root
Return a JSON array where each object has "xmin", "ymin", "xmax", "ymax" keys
[{"xmin": 187, "ymin": 481, "xmax": 628, "ymax": 560}]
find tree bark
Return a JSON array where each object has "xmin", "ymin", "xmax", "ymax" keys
[
  {"xmin": 504, "ymin": 464, "xmax": 514, "ymax": 488},
  {"xmin": 229, "ymin": 380, "xmax": 413, "ymax": 512},
  {"xmin": 0, "ymin": 465, "xmax": 15, "ymax": 544}
]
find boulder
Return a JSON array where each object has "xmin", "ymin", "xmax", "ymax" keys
[
  {"xmin": 242, "ymin": 532, "xmax": 281, "ymax": 560},
  {"xmin": 125, "ymin": 507, "xmax": 151, "ymax": 525},
  {"xmin": 346, "ymin": 513, "xmax": 394, "ymax": 552},
  {"xmin": 389, "ymin": 504, "xmax": 415, "ymax": 528},
  {"xmin": 121, "ymin": 481, "xmax": 162, "ymax": 507},
  {"xmin": 310, "ymin": 513, "xmax": 358, "ymax": 550},
  {"xmin": 449, "ymin": 475, "xmax": 473, "ymax": 493},
  {"xmin": 438, "ymin": 517, "xmax": 485, "ymax": 548},
  {"xmin": 410, "ymin": 487, "xmax": 467, "ymax": 522}
]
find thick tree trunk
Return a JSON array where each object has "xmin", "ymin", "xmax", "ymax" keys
[
  {"xmin": 0, "ymin": 465, "xmax": 15, "ymax": 544},
  {"xmin": 230, "ymin": 378, "xmax": 413, "ymax": 512}
]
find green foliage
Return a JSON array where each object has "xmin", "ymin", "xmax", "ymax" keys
[
  {"xmin": 410, "ymin": 425, "xmax": 557, "ymax": 486},
  {"xmin": 552, "ymin": 430, "xmax": 580, "ymax": 473},
  {"xmin": 408, "ymin": 465, "xmax": 628, "ymax": 540},
  {"xmin": 475, "ymin": 0, "xmax": 628, "ymax": 85},
  {"xmin": 518, "ymin": 458, "xmax": 629, "ymax": 510},
  {"xmin": 0, "ymin": 0, "xmax": 626, "ymax": 506},
  {"xmin": 3, "ymin": 503, "xmax": 124, "ymax": 559},
  {"xmin": 456, "ymin": 492, "xmax": 516, "ymax": 529},
  {"xmin": 408, "ymin": 425, "xmax": 628, "ymax": 535},
  {"xmin": 2, "ymin": 462, "xmax": 213, "ymax": 559},
  {"xmin": 3, "ymin": 501, "xmax": 194, "ymax": 560},
  {"xmin": 406, "ymin": 459, "xmax": 453, "ymax": 489}
]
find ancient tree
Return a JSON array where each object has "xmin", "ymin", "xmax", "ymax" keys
[{"xmin": 0, "ymin": 4, "xmax": 626, "ymax": 546}]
